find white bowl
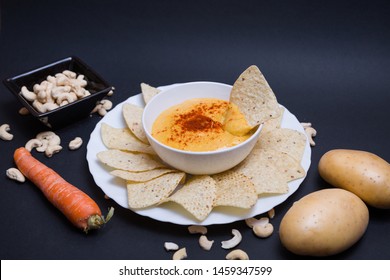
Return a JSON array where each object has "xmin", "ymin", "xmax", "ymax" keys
[{"xmin": 142, "ymin": 82, "xmax": 263, "ymax": 175}]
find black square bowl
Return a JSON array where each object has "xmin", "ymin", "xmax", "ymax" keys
[{"xmin": 3, "ymin": 56, "xmax": 112, "ymax": 129}]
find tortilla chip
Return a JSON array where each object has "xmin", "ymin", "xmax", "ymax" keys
[
  {"xmin": 110, "ymin": 168, "xmax": 176, "ymax": 182},
  {"xmin": 261, "ymin": 106, "xmax": 285, "ymax": 133},
  {"xmin": 141, "ymin": 83, "xmax": 161, "ymax": 104},
  {"xmin": 255, "ymin": 128, "xmax": 307, "ymax": 162},
  {"xmin": 101, "ymin": 123, "xmax": 155, "ymax": 154},
  {"xmin": 127, "ymin": 172, "xmax": 186, "ymax": 209},
  {"xmin": 97, "ymin": 149, "xmax": 165, "ymax": 171},
  {"xmin": 165, "ymin": 175, "xmax": 216, "ymax": 221},
  {"xmin": 212, "ymin": 170, "xmax": 257, "ymax": 208},
  {"xmin": 122, "ymin": 103, "xmax": 149, "ymax": 144},
  {"xmin": 228, "ymin": 65, "xmax": 280, "ymax": 128}
]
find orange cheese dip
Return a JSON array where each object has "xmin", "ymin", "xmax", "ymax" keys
[{"xmin": 151, "ymin": 98, "xmax": 253, "ymax": 152}]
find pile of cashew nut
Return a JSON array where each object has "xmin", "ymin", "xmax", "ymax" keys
[
  {"xmin": 21, "ymin": 70, "xmax": 92, "ymax": 114},
  {"xmin": 24, "ymin": 131, "xmax": 83, "ymax": 157},
  {"xmin": 164, "ymin": 209, "xmax": 278, "ymax": 260},
  {"xmin": 25, "ymin": 131, "xmax": 63, "ymax": 157}
]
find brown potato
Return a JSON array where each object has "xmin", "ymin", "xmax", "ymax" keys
[
  {"xmin": 318, "ymin": 149, "xmax": 390, "ymax": 209},
  {"xmin": 279, "ymin": 188, "xmax": 369, "ymax": 256}
]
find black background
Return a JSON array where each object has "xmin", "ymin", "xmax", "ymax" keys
[{"xmin": 0, "ymin": 0, "xmax": 389, "ymax": 260}]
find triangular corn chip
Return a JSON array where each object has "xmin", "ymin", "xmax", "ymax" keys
[
  {"xmin": 97, "ymin": 149, "xmax": 165, "ymax": 171},
  {"xmin": 165, "ymin": 175, "xmax": 216, "ymax": 221},
  {"xmin": 101, "ymin": 123, "xmax": 155, "ymax": 154},
  {"xmin": 127, "ymin": 172, "xmax": 185, "ymax": 209},
  {"xmin": 227, "ymin": 65, "xmax": 280, "ymax": 128},
  {"xmin": 212, "ymin": 170, "xmax": 257, "ymax": 208},
  {"xmin": 122, "ymin": 103, "xmax": 149, "ymax": 144}
]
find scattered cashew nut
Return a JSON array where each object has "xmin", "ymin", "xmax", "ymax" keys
[
  {"xmin": 25, "ymin": 131, "xmax": 62, "ymax": 157},
  {"xmin": 18, "ymin": 107, "xmax": 30, "ymax": 115},
  {"xmin": 45, "ymin": 144, "xmax": 63, "ymax": 158},
  {"xmin": 164, "ymin": 242, "xmax": 179, "ymax": 251},
  {"xmin": 221, "ymin": 229, "xmax": 242, "ymax": 249},
  {"xmin": 188, "ymin": 225, "xmax": 207, "ymax": 235},
  {"xmin": 69, "ymin": 137, "xmax": 83, "ymax": 150},
  {"xmin": 92, "ymin": 99, "xmax": 113, "ymax": 116},
  {"xmin": 25, "ymin": 139, "xmax": 43, "ymax": 152},
  {"xmin": 199, "ymin": 235, "xmax": 214, "ymax": 251},
  {"xmin": 301, "ymin": 122, "xmax": 317, "ymax": 146},
  {"xmin": 172, "ymin": 247, "xmax": 187, "ymax": 260},
  {"xmin": 268, "ymin": 208, "xmax": 275, "ymax": 219},
  {"xmin": 6, "ymin": 168, "xmax": 25, "ymax": 183},
  {"xmin": 0, "ymin": 124, "xmax": 14, "ymax": 141},
  {"xmin": 245, "ymin": 217, "xmax": 269, "ymax": 228},
  {"xmin": 253, "ymin": 222, "xmax": 274, "ymax": 238},
  {"xmin": 226, "ymin": 249, "xmax": 249, "ymax": 260}
]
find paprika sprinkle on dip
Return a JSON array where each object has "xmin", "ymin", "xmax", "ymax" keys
[{"xmin": 152, "ymin": 98, "xmax": 253, "ymax": 152}]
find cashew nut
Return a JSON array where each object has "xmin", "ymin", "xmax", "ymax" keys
[
  {"xmin": 301, "ymin": 122, "xmax": 317, "ymax": 146},
  {"xmin": 188, "ymin": 225, "xmax": 207, "ymax": 235},
  {"xmin": 107, "ymin": 87, "xmax": 115, "ymax": 96},
  {"xmin": 6, "ymin": 168, "xmax": 25, "ymax": 183},
  {"xmin": 245, "ymin": 217, "xmax": 269, "ymax": 228},
  {"xmin": 69, "ymin": 137, "xmax": 83, "ymax": 150},
  {"xmin": 98, "ymin": 107, "xmax": 107, "ymax": 116},
  {"xmin": 199, "ymin": 235, "xmax": 214, "ymax": 251},
  {"xmin": 18, "ymin": 107, "xmax": 30, "ymax": 115},
  {"xmin": 47, "ymin": 134, "xmax": 61, "ymax": 146},
  {"xmin": 36, "ymin": 131, "xmax": 56, "ymax": 140},
  {"xmin": 36, "ymin": 139, "xmax": 49, "ymax": 152},
  {"xmin": 164, "ymin": 242, "xmax": 179, "ymax": 251},
  {"xmin": 25, "ymin": 139, "xmax": 43, "ymax": 151},
  {"xmin": 44, "ymin": 144, "xmax": 62, "ymax": 157},
  {"xmin": 0, "ymin": 124, "xmax": 14, "ymax": 141},
  {"xmin": 226, "ymin": 249, "xmax": 249, "ymax": 260},
  {"xmin": 62, "ymin": 70, "xmax": 77, "ymax": 79},
  {"xmin": 100, "ymin": 99, "xmax": 113, "ymax": 110},
  {"xmin": 21, "ymin": 86, "xmax": 37, "ymax": 102},
  {"xmin": 221, "ymin": 229, "xmax": 242, "ymax": 249},
  {"xmin": 172, "ymin": 247, "xmax": 187, "ymax": 260},
  {"xmin": 268, "ymin": 208, "xmax": 275, "ymax": 219},
  {"xmin": 33, "ymin": 100, "xmax": 59, "ymax": 113},
  {"xmin": 56, "ymin": 92, "xmax": 77, "ymax": 105},
  {"xmin": 253, "ymin": 222, "xmax": 274, "ymax": 238}
]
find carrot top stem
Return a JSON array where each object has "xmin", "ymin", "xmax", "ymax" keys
[{"xmin": 85, "ymin": 207, "xmax": 115, "ymax": 234}]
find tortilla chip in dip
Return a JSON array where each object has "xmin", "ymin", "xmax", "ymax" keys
[
  {"xmin": 122, "ymin": 103, "xmax": 149, "ymax": 144},
  {"xmin": 101, "ymin": 123, "xmax": 155, "ymax": 154},
  {"xmin": 165, "ymin": 175, "xmax": 216, "ymax": 221},
  {"xmin": 212, "ymin": 170, "xmax": 257, "ymax": 209},
  {"xmin": 127, "ymin": 172, "xmax": 186, "ymax": 209},
  {"xmin": 141, "ymin": 82, "xmax": 161, "ymax": 104},
  {"xmin": 97, "ymin": 149, "xmax": 165, "ymax": 171},
  {"xmin": 227, "ymin": 65, "xmax": 280, "ymax": 128}
]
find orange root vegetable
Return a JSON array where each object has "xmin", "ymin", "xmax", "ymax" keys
[{"xmin": 14, "ymin": 147, "xmax": 113, "ymax": 233}]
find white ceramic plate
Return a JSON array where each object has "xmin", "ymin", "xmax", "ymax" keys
[{"xmin": 86, "ymin": 83, "xmax": 311, "ymax": 225}]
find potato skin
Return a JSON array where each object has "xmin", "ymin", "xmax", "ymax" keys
[
  {"xmin": 279, "ymin": 188, "xmax": 369, "ymax": 257},
  {"xmin": 318, "ymin": 149, "xmax": 390, "ymax": 209}
]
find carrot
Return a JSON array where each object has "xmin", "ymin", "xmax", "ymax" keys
[{"xmin": 14, "ymin": 147, "xmax": 113, "ymax": 233}]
